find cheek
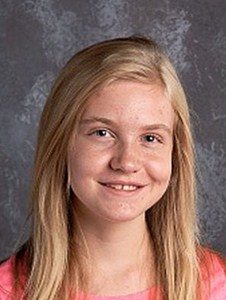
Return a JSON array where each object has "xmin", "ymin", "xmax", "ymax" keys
[
  {"xmin": 146, "ymin": 155, "xmax": 172, "ymax": 183},
  {"xmin": 68, "ymin": 144, "xmax": 109, "ymax": 181},
  {"xmin": 69, "ymin": 153, "xmax": 91, "ymax": 182},
  {"xmin": 68, "ymin": 151, "xmax": 90, "ymax": 200}
]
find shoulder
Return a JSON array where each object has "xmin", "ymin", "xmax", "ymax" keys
[
  {"xmin": 198, "ymin": 246, "xmax": 226, "ymax": 299},
  {"xmin": 199, "ymin": 246, "xmax": 226, "ymax": 277},
  {"xmin": 0, "ymin": 256, "xmax": 15, "ymax": 296},
  {"xmin": 0, "ymin": 254, "xmax": 27, "ymax": 299}
]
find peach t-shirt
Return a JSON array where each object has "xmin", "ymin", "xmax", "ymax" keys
[{"xmin": 0, "ymin": 248, "xmax": 225, "ymax": 299}]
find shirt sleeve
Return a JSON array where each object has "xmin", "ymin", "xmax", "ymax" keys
[
  {"xmin": 200, "ymin": 248, "xmax": 226, "ymax": 299},
  {"xmin": 0, "ymin": 256, "xmax": 15, "ymax": 299}
]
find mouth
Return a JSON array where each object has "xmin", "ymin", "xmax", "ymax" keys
[{"xmin": 99, "ymin": 182, "xmax": 144, "ymax": 195}]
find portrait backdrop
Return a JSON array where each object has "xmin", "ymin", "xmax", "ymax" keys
[{"xmin": 0, "ymin": 0, "xmax": 226, "ymax": 260}]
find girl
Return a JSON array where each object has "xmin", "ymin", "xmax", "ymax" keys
[{"xmin": 0, "ymin": 36, "xmax": 226, "ymax": 300}]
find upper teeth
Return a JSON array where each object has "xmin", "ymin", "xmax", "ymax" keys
[{"xmin": 106, "ymin": 184, "xmax": 138, "ymax": 191}]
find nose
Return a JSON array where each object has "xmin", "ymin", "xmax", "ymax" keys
[{"xmin": 109, "ymin": 143, "xmax": 142, "ymax": 174}]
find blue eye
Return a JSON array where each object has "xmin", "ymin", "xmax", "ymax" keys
[{"xmin": 91, "ymin": 129, "xmax": 111, "ymax": 137}]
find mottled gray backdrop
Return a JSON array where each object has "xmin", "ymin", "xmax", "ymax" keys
[{"xmin": 0, "ymin": 0, "xmax": 226, "ymax": 260}]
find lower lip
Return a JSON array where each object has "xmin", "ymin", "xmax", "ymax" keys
[{"xmin": 99, "ymin": 183, "xmax": 144, "ymax": 196}]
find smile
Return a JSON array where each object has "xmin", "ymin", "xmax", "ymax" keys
[
  {"xmin": 99, "ymin": 182, "xmax": 144, "ymax": 196},
  {"xmin": 105, "ymin": 183, "xmax": 139, "ymax": 191}
]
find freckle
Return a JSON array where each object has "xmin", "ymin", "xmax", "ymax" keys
[{"xmin": 158, "ymin": 109, "xmax": 164, "ymax": 115}]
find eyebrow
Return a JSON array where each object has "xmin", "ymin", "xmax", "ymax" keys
[{"xmin": 80, "ymin": 117, "xmax": 172, "ymax": 135}]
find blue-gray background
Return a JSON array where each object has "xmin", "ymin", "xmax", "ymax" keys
[{"xmin": 0, "ymin": 0, "xmax": 226, "ymax": 261}]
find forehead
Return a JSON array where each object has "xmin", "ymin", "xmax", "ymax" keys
[{"xmin": 81, "ymin": 80, "xmax": 174, "ymax": 129}]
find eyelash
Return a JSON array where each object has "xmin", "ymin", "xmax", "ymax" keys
[{"xmin": 88, "ymin": 129, "xmax": 163, "ymax": 144}]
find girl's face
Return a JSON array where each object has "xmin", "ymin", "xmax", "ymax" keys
[{"xmin": 68, "ymin": 80, "xmax": 174, "ymax": 223}]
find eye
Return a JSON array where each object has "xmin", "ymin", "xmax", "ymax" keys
[
  {"xmin": 89, "ymin": 129, "xmax": 112, "ymax": 138},
  {"xmin": 144, "ymin": 134, "xmax": 162, "ymax": 143}
]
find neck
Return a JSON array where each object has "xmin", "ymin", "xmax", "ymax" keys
[{"xmin": 73, "ymin": 202, "xmax": 155, "ymax": 279}]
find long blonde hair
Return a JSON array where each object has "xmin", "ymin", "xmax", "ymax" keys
[{"xmin": 15, "ymin": 36, "xmax": 203, "ymax": 299}]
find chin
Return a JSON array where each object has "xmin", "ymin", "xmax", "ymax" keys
[{"xmin": 96, "ymin": 209, "xmax": 145, "ymax": 223}]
